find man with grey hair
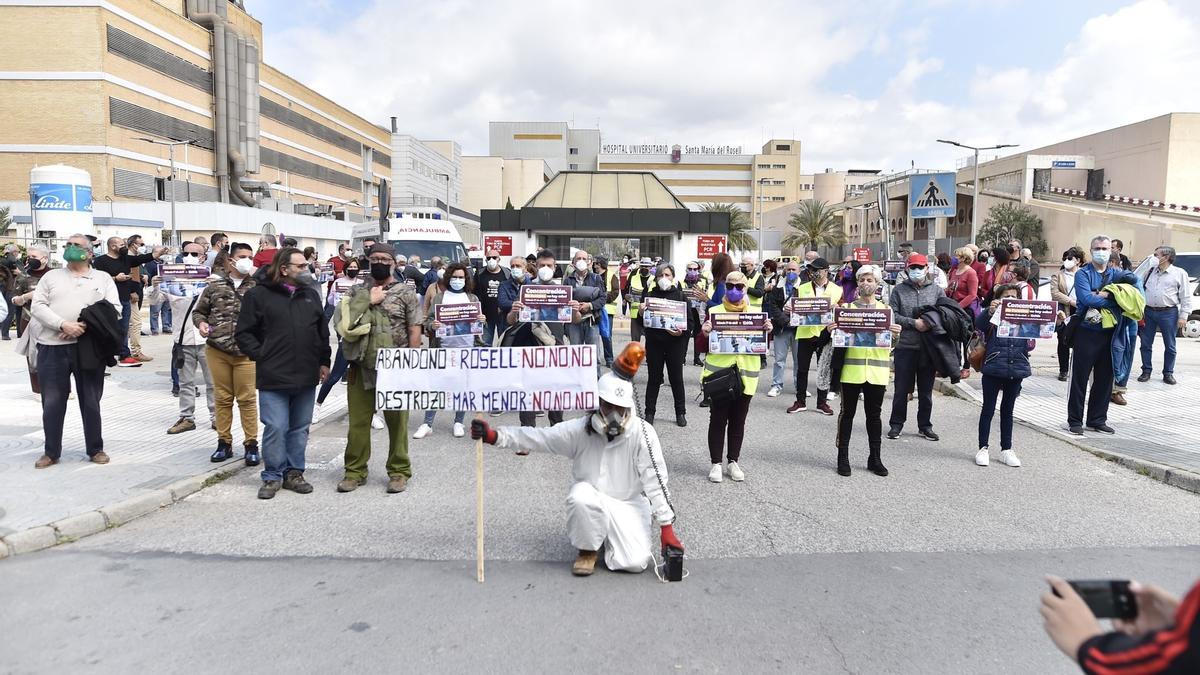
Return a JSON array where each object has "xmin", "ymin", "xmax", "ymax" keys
[
  {"xmin": 1137, "ymin": 245, "xmax": 1190, "ymax": 385},
  {"xmin": 1067, "ymin": 235, "xmax": 1123, "ymax": 435},
  {"xmin": 1020, "ymin": 247, "xmax": 1040, "ymax": 289}
]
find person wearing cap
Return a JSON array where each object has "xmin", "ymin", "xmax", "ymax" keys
[
  {"xmin": 701, "ymin": 270, "xmax": 771, "ymax": 483},
  {"xmin": 740, "ymin": 254, "xmax": 766, "ymax": 309},
  {"xmin": 833, "ymin": 265, "xmax": 902, "ymax": 476},
  {"xmin": 470, "ymin": 369, "xmax": 683, "ymax": 577},
  {"xmin": 887, "ymin": 252, "xmax": 946, "ymax": 442},
  {"xmin": 765, "ymin": 259, "xmax": 801, "ymax": 397},
  {"xmin": 332, "ymin": 242, "xmax": 424, "ymax": 495},
  {"xmin": 784, "ymin": 257, "xmax": 842, "ymax": 414},
  {"xmin": 593, "ymin": 255, "xmax": 620, "ymax": 367},
  {"xmin": 627, "ymin": 257, "xmax": 653, "ymax": 342}
]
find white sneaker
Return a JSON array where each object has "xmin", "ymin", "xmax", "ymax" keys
[
  {"xmin": 827, "ymin": 391, "xmax": 838, "ymax": 401},
  {"xmin": 453, "ymin": 422, "xmax": 465, "ymax": 438},
  {"xmin": 371, "ymin": 414, "xmax": 385, "ymax": 430},
  {"xmin": 766, "ymin": 385, "xmax": 782, "ymax": 398},
  {"xmin": 975, "ymin": 448, "xmax": 990, "ymax": 466},
  {"xmin": 708, "ymin": 463, "xmax": 723, "ymax": 483},
  {"xmin": 412, "ymin": 423, "xmax": 432, "ymax": 439},
  {"xmin": 1000, "ymin": 450, "xmax": 1022, "ymax": 467},
  {"xmin": 728, "ymin": 461, "xmax": 745, "ymax": 482}
]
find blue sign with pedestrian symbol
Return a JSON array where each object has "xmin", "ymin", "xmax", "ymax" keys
[{"xmin": 908, "ymin": 173, "xmax": 956, "ymax": 219}]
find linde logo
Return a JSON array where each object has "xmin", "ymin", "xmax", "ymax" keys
[{"xmin": 31, "ymin": 183, "xmax": 92, "ymax": 212}]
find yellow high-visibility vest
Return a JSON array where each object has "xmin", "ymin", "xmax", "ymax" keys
[
  {"xmin": 605, "ymin": 268, "xmax": 619, "ymax": 316},
  {"xmin": 629, "ymin": 272, "xmax": 648, "ymax": 318},
  {"xmin": 746, "ymin": 271, "xmax": 764, "ymax": 308},
  {"xmin": 793, "ymin": 281, "xmax": 843, "ymax": 340},
  {"xmin": 701, "ymin": 310, "xmax": 762, "ymax": 395},
  {"xmin": 839, "ymin": 299, "xmax": 891, "ymax": 387}
]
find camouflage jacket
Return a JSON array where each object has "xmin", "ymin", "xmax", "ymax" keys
[
  {"xmin": 193, "ymin": 272, "xmax": 257, "ymax": 355},
  {"xmin": 337, "ymin": 279, "xmax": 423, "ymax": 388}
]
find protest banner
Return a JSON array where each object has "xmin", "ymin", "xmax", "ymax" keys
[
  {"xmin": 435, "ymin": 302, "xmax": 485, "ymax": 338},
  {"xmin": 331, "ymin": 276, "xmax": 362, "ymax": 300},
  {"xmin": 373, "ymin": 346, "xmax": 598, "ymax": 412},
  {"xmin": 997, "ymin": 298, "xmax": 1057, "ymax": 340},
  {"xmin": 787, "ymin": 296, "xmax": 833, "ymax": 327},
  {"xmin": 159, "ymin": 263, "xmax": 209, "ymax": 297},
  {"xmin": 518, "ymin": 285, "xmax": 573, "ymax": 322},
  {"xmin": 642, "ymin": 297, "xmax": 688, "ymax": 331},
  {"xmin": 708, "ymin": 312, "xmax": 768, "ymax": 354},
  {"xmin": 832, "ymin": 306, "xmax": 893, "ymax": 348},
  {"xmin": 317, "ymin": 262, "xmax": 335, "ymax": 283}
]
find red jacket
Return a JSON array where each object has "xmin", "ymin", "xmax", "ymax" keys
[{"xmin": 1078, "ymin": 580, "xmax": 1200, "ymax": 674}]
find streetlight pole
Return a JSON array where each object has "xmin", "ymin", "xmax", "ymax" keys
[
  {"xmin": 756, "ymin": 177, "xmax": 770, "ymax": 260},
  {"xmin": 936, "ymin": 139, "xmax": 1018, "ymax": 245},
  {"xmin": 137, "ymin": 137, "xmax": 195, "ymax": 248},
  {"xmin": 435, "ymin": 172, "xmax": 451, "ymax": 221}
]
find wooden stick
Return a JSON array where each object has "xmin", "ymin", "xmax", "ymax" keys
[{"xmin": 475, "ymin": 411, "xmax": 485, "ymax": 583}]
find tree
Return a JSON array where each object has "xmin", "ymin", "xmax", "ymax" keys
[
  {"xmin": 977, "ymin": 203, "xmax": 1048, "ymax": 257},
  {"xmin": 0, "ymin": 206, "xmax": 11, "ymax": 234},
  {"xmin": 781, "ymin": 199, "xmax": 846, "ymax": 253},
  {"xmin": 700, "ymin": 202, "xmax": 755, "ymax": 252}
]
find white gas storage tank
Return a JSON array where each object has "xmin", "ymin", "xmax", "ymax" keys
[{"xmin": 29, "ymin": 164, "xmax": 94, "ymax": 243}]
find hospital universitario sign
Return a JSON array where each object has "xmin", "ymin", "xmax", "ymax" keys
[{"xmin": 601, "ymin": 144, "xmax": 745, "ymax": 155}]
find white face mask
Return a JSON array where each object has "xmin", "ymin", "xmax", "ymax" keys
[
  {"xmin": 182, "ymin": 254, "xmax": 199, "ymax": 265},
  {"xmin": 1062, "ymin": 259, "xmax": 1077, "ymax": 270},
  {"xmin": 537, "ymin": 266, "xmax": 554, "ymax": 282},
  {"xmin": 511, "ymin": 268, "xmax": 526, "ymax": 281},
  {"xmin": 139, "ymin": 245, "xmax": 149, "ymax": 255},
  {"xmin": 574, "ymin": 259, "xmax": 589, "ymax": 272},
  {"xmin": 436, "ymin": 268, "xmax": 445, "ymax": 279},
  {"xmin": 486, "ymin": 259, "xmax": 499, "ymax": 271},
  {"xmin": 657, "ymin": 277, "xmax": 673, "ymax": 291},
  {"xmin": 234, "ymin": 257, "xmax": 254, "ymax": 275}
]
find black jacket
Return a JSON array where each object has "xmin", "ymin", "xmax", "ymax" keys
[
  {"xmin": 913, "ymin": 297, "xmax": 974, "ymax": 382},
  {"xmin": 235, "ymin": 280, "xmax": 332, "ymax": 390},
  {"xmin": 474, "ymin": 268, "xmax": 508, "ymax": 321},
  {"xmin": 78, "ymin": 300, "xmax": 123, "ymax": 370},
  {"xmin": 764, "ymin": 282, "xmax": 792, "ymax": 336}
]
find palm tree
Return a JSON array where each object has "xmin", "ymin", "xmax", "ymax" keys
[
  {"xmin": 699, "ymin": 202, "xmax": 755, "ymax": 252},
  {"xmin": 782, "ymin": 199, "xmax": 846, "ymax": 253}
]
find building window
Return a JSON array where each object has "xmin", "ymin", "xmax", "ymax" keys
[
  {"xmin": 756, "ymin": 163, "xmax": 770, "ymax": 169},
  {"xmin": 771, "ymin": 196, "xmax": 785, "ymax": 202},
  {"xmin": 772, "ymin": 164, "xmax": 786, "ymax": 169},
  {"xmin": 771, "ymin": 180, "xmax": 785, "ymax": 185},
  {"xmin": 775, "ymin": 144, "xmax": 790, "ymax": 151},
  {"xmin": 569, "ymin": 147, "xmax": 579, "ymax": 155},
  {"xmin": 569, "ymin": 163, "xmax": 579, "ymax": 170}
]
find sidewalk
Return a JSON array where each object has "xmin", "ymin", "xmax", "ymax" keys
[
  {"xmin": 943, "ymin": 333, "xmax": 1200, "ymax": 488},
  {"xmin": 0, "ymin": 331, "xmax": 347, "ymax": 552}
]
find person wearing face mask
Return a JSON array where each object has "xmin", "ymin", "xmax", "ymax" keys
[
  {"xmin": 765, "ymin": 260, "xmax": 801, "ymax": 398},
  {"xmin": 10, "ymin": 244, "xmax": 52, "ymax": 396},
  {"xmin": 92, "ymin": 235, "xmax": 164, "ymax": 366},
  {"xmin": 700, "ymin": 270, "xmax": 772, "ymax": 483},
  {"xmin": 1065, "ymin": 235, "xmax": 1125, "ymax": 436},
  {"xmin": 593, "ymin": 255, "xmax": 620, "ymax": 368},
  {"xmin": 740, "ymin": 254, "xmax": 766, "ymax": 310},
  {"xmin": 315, "ymin": 258, "xmax": 364, "ymax": 421},
  {"xmin": 193, "ymin": 243, "xmax": 261, "ymax": 464},
  {"xmin": 421, "ymin": 255, "xmax": 445, "ymax": 297},
  {"xmin": 1138, "ymin": 246, "xmax": 1191, "ymax": 386},
  {"xmin": 205, "ymin": 232, "xmax": 228, "ymax": 268},
  {"xmin": 235, "ymin": 247, "xmax": 332, "ymax": 499},
  {"xmin": 162, "ymin": 241, "xmax": 216, "ymax": 436},
  {"xmin": 948, "ymin": 247, "xmax": 980, "ymax": 315},
  {"xmin": 332, "ymin": 243, "xmax": 423, "ymax": 494},
  {"xmin": 831, "ymin": 266, "xmax": 902, "ymax": 476},
  {"xmin": 563, "ymin": 249, "xmax": 606, "ymax": 369},
  {"xmin": 497, "ymin": 255, "xmax": 530, "ymax": 318},
  {"xmin": 682, "ymin": 261, "xmax": 710, "ymax": 366},
  {"xmin": 413, "ymin": 262, "xmax": 480, "ymax": 440},
  {"xmin": 618, "ymin": 254, "xmax": 634, "ymax": 316},
  {"xmin": 887, "ymin": 253, "xmax": 946, "ymax": 441},
  {"xmin": 474, "ymin": 248, "xmax": 508, "ymax": 346},
  {"xmin": 470, "ymin": 367, "xmax": 682, "ymax": 577},
  {"xmin": 124, "ymin": 234, "xmax": 152, "ymax": 358},
  {"xmin": 627, "ymin": 257, "xmax": 653, "ymax": 342},
  {"xmin": 786, "ymin": 258, "xmax": 842, "ymax": 414},
  {"xmin": 30, "ymin": 234, "xmax": 122, "ymax": 469},
  {"xmin": 974, "ymin": 284, "xmax": 1032, "ymax": 468},
  {"xmin": 1051, "ymin": 247, "xmax": 1085, "ymax": 381},
  {"xmin": 640, "ymin": 263, "xmax": 693, "ymax": 427}
]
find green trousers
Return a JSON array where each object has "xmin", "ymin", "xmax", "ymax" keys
[{"xmin": 343, "ymin": 367, "xmax": 411, "ymax": 480}]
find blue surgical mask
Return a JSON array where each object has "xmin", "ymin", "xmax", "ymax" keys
[
  {"xmin": 786, "ymin": 271, "xmax": 798, "ymax": 284},
  {"xmin": 449, "ymin": 278, "xmax": 466, "ymax": 292},
  {"xmin": 1091, "ymin": 249, "xmax": 1111, "ymax": 266},
  {"xmin": 907, "ymin": 267, "xmax": 927, "ymax": 282}
]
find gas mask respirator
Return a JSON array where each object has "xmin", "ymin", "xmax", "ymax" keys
[{"xmin": 590, "ymin": 405, "xmax": 629, "ymax": 441}]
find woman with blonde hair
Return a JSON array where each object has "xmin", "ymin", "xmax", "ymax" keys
[{"xmin": 948, "ymin": 246, "xmax": 980, "ymax": 314}]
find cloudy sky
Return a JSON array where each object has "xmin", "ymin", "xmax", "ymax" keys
[{"xmin": 248, "ymin": 0, "xmax": 1200, "ymax": 173}]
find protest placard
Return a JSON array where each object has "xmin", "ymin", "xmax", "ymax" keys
[
  {"xmin": 832, "ymin": 306, "xmax": 894, "ymax": 348},
  {"xmin": 373, "ymin": 346, "xmax": 599, "ymax": 412},
  {"xmin": 331, "ymin": 276, "xmax": 362, "ymax": 300},
  {"xmin": 317, "ymin": 262, "xmax": 335, "ymax": 283},
  {"xmin": 159, "ymin": 263, "xmax": 209, "ymax": 297},
  {"xmin": 787, "ymin": 296, "xmax": 833, "ymax": 327},
  {"xmin": 518, "ymin": 285, "xmax": 573, "ymax": 322},
  {"xmin": 435, "ymin": 302, "xmax": 485, "ymax": 338},
  {"xmin": 996, "ymin": 298, "xmax": 1057, "ymax": 340},
  {"xmin": 708, "ymin": 312, "xmax": 768, "ymax": 354},
  {"xmin": 642, "ymin": 297, "xmax": 688, "ymax": 331}
]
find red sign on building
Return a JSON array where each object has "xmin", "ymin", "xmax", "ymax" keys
[
  {"xmin": 853, "ymin": 247, "xmax": 872, "ymax": 263},
  {"xmin": 697, "ymin": 235, "xmax": 726, "ymax": 259},
  {"xmin": 483, "ymin": 235, "xmax": 513, "ymax": 256}
]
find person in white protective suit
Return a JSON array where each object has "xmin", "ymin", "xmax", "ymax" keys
[{"xmin": 470, "ymin": 371, "xmax": 684, "ymax": 576}]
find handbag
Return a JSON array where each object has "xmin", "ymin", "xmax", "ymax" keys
[
  {"xmin": 1059, "ymin": 311, "xmax": 1084, "ymax": 348},
  {"xmin": 172, "ymin": 295, "xmax": 201, "ymax": 371},
  {"xmin": 967, "ymin": 330, "xmax": 986, "ymax": 372},
  {"xmin": 702, "ymin": 363, "xmax": 741, "ymax": 404}
]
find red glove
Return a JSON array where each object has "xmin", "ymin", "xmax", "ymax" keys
[
  {"xmin": 660, "ymin": 524, "xmax": 683, "ymax": 552},
  {"xmin": 470, "ymin": 419, "xmax": 497, "ymax": 444}
]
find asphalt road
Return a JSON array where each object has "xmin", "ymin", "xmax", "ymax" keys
[{"xmin": 3, "ymin": 364, "xmax": 1198, "ymax": 673}]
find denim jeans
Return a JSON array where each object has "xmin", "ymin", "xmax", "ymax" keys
[
  {"xmin": 978, "ymin": 374, "xmax": 1023, "ymax": 450},
  {"xmin": 482, "ymin": 318, "xmax": 502, "ymax": 347},
  {"xmin": 149, "ymin": 302, "xmax": 172, "ymax": 333},
  {"xmin": 770, "ymin": 331, "xmax": 796, "ymax": 388},
  {"xmin": 423, "ymin": 409, "xmax": 466, "ymax": 426},
  {"xmin": 118, "ymin": 299, "xmax": 132, "ymax": 358},
  {"xmin": 316, "ymin": 342, "xmax": 349, "ymax": 404},
  {"xmin": 258, "ymin": 387, "xmax": 316, "ymax": 482},
  {"xmin": 568, "ymin": 321, "xmax": 601, "ymax": 374},
  {"xmin": 1140, "ymin": 306, "xmax": 1179, "ymax": 376},
  {"xmin": 38, "ymin": 343, "xmax": 106, "ymax": 459}
]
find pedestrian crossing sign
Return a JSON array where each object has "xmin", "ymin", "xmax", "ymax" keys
[{"xmin": 908, "ymin": 172, "xmax": 956, "ymax": 219}]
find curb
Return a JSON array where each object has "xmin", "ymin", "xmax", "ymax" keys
[
  {"xmin": 0, "ymin": 461, "xmax": 247, "ymax": 560},
  {"xmin": 934, "ymin": 379, "xmax": 1200, "ymax": 495}
]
